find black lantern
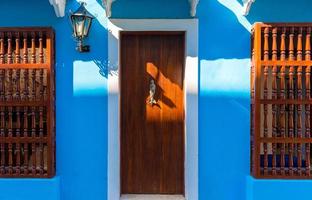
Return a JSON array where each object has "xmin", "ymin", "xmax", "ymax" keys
[{"xmin": 70, "ymin": 2, "xmax": 95, "ymax": 52}]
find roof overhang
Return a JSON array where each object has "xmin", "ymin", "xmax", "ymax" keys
[
  {"xmin": 49, "ymin": 0, "xmax": 66, "ymax": 17},
  {"xmin": 243, "ymin": 0, "xmax": 255, "ymax": 16},
  {"xmin": 103, "ymin": 0, "xmax": 199, "ymax": 18}
]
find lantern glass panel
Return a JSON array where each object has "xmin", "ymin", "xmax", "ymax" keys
[
  {"xmin": 83, "ymin": 17, "xmax": 92, "ymax": 37},
  {"xmin": 71, "ymin": 15, "xmax": 86, "ymax": 38}
]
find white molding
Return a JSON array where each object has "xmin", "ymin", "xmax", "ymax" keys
[
  {"xmin": 49, "ymin": 0, "xmax": 66, "ymax": 17},
  {"xmin": 243, "ymin": 0, "xmax": 255, "ymax": 16},
  {"xmin": 189, "ymin": 0, "xmax": 199, "ymax": 17},
  {"xmin": 108, "ymin": 19, "xmax": 198, "ymax": 200},
  {"xmin": 103, "ymin": 0, "xmax": 116, "ymax": 17}
]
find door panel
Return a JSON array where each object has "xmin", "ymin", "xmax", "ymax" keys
[{"xmin": 120, "ymin": 32, "xmax": 185, "ymax": 194}]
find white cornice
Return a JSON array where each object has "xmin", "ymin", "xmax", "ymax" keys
[
  {"xmin": 49, "ymin": 0, "xmax": 66, "ymax": 17},
  {"xmin": 103, "ymin": 0, "xmax": 116, "ymax": 17},
  {"xmin": 243, "ymin": 0, "xmax": 255, "ymax": 16},
  {"xmin": 189, "ymin": 0, "xmax": 199, "ymax": 17}
]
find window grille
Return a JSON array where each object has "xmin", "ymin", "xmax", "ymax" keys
[
  {"xmin": 251, "ymin": 23, "xmax": 312, "ymax": 178},
  {"xmin": 0, "ymin": 28, "xmax": 55, "ymax": 178}
]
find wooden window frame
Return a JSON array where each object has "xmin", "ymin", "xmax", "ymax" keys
[
  {"xmin": 0, "ymin": 27, "xmax": 55, "ymax": 178},
  {"xmin": 251, "ymin": 23, "xmax": 312, "ymax": 179}
]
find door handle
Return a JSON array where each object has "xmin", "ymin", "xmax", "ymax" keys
[{"xmin": 148, "ymin": 79, "xmax": 157, "ymax": 105}]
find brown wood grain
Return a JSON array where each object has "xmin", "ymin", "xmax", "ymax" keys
[
  {"xmin": 252, "ymin": 23, "xmax": 312, "ymax": 178},
  {"xmin": 120, "ymin": 32, "xmax": 185, "ymax": 194},
  {"xmin": 0, "ymin": 28, "xmax": 55, "ymax": 178}
]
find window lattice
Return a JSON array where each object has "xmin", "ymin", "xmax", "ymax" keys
[
  {"xmin": 251, "ymin": 23, "xmax": 312, "ymax": 178},
  {"xmin": 0, "ymin": 28, "xmax": 55, "ymax": 178}
]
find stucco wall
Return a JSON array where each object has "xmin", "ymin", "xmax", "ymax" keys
[
  {"xmin": 198, "ymin": 0, "xmax": 312, "ymax": 200},
  {"xmin": 1, "ymin": 0, "xmax": 312, "ymax": 200},
  {"xmin": 0, "ymin": 0, "xmax": 108, "ymax": 200},
  {"xmin": 111, "ymin": 0, "xmax": 191, "ymax": 19}
]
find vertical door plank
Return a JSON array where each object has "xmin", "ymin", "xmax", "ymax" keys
[{"xmin": 121, "ymin": 32, "xmax": 185, "ymax": 194}]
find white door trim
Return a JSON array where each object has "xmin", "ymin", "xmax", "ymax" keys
[{"xmin": 107, "ymin": 19, "xmax": 198, "ymax": 200}]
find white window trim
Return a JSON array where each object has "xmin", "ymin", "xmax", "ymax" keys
[{"xmin": 107, "ymin": 19, "xmax": 198, "ymax": 200}]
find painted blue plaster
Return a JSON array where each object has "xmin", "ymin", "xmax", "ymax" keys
[
  {"xmin": 111, "ymin": 0, "xmax": 191, "ymax": 19},
  {"xmin": 197, "ymin": 0, "xmax": 312, "ymax": 200},
  {"xmin": 55, "ymin": 1, "xmax": 108, "ymax": 200},
  {"xmin": 73, "ymin": 61, "xmax": 107, "ymax": 96},
  {"xmin": 0, "ymin": 177, "xmax": 60, "ymax": 200},
  {"xmin": 3, "ymin": 0, "xmax": 312, "ymax": 200},
  {"xmin": 0, "ymin": 0, "xmax": 108, "ymax": 200},
  {"xmin": 246, "ymin": 176, "xmax": 312, "ymax": 200},
  {"xmin": 200, "ymin": 58, "xmax": 250, "ymax": 96}
]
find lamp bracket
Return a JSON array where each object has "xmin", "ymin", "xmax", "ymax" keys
[{"xmin": 76, "ymin": 45, "xmax": 90, "ymax": 53}]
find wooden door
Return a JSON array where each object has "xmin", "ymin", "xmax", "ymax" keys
[{"xmin": 120, "ymin": 32, "xmax": 185, "ymax": 194}]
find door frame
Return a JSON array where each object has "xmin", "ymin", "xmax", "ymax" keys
[{"xmin": 107, "ymin": 19, "xmax": 198, "ymax": 200}]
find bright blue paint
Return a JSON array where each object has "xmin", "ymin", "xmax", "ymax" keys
[
  {"xmin": 111, "ymin": 0, "xmax": 191, "ymax": 19},
  {"xmin": 247, "ymin": 0, "xmax": 312, "ymax": 22},
  {"xmin": 199, "ymin": 93, "xmax": 250, "ymax": 200},
  {"xmin": 198, "ymin": 0, "xmax": 312, "ymax": 200},
  {"xmin": 198, "ymin": 1, "xmax": 251, "ymax": 198},
  {"xmin": 0, "ymin": 177, "xmax": 60, "ymax": 200},
  {"xmin": 0, "ymin": 0, "xmax": 108, "ymax": 200},
  {"xmin": 55, "ymin": 1, "xmax": 108, "ymax": 200},
  {"xmin": 2, "ymin": 0, "xmax": 312, "ymax": 200},
  {"xmin": 246, "ymin": 176, "xmax": 312, "ymax": 200}
]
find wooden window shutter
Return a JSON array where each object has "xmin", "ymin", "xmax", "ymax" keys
[
  {"xmin": 251, "ymin": 23, "xmax": 312, "ymax": 178},
  {"xmin": 0, "ymin": 28, "xmax": 55, "ymax": 178}
]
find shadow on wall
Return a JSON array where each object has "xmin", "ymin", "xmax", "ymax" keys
[
  {"xmin": 198, "ymin": 0, "xmax": 252, "ymax": 96},
  {"xmin": 0, "ymin": 0, "xmax": 109, "ymax": 200},
  {"xmin": 70, "ymin": 0, "xmax": 110, "ymax": 92},
  {"xmin": 246, "ymin": 0, "xmax": 312, "ymax": 23},
  {"xmin": 111, "ymin": 0, "xmax": 191, "ymax": 19},
  {"xmin": 197, "ymin": 1, "xmax": 252, "ymax": 200},
  {"xmin": 198, "ymin": 0, "xmax": 251, "ymax": 60},
  {"xmin": 198, "ymin": 0, "xmax": 252, "ymax": 97},
  {"xmin": 198, "ymin": 1, "xmax": 312, "ymax": 200},
  {"xmin": 54, "ymin": 1, "xmax": 109, "ymax": 200}
]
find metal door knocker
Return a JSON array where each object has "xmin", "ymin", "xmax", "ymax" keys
[{"xmin": 149, "ymin": 79, "xmax": 157, "ymax": 105}]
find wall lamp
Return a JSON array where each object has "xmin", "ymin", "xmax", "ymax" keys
[{"xmin": 70, "ymin": 2, "xmax": 95, "ymax": 52}]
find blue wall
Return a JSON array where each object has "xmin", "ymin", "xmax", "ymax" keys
[
  {"xmin": 198, "ymin": 0, "xmax": 251, "ymax": 200},
  {"xmin": 0, "ymin": 0, "xmax": 108, "ymax": 200},
  {"xmin": 111, "ymin": 0, "xmax": 191, "ymax": 19},
  {"xmin": 198, "ymin": 1, "xmax": 312, "ymax": 200},
  {"xmin": 2, "ymin": 0, "xmax": 312, "ymax": 200}
]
